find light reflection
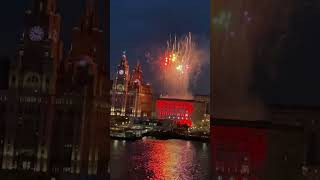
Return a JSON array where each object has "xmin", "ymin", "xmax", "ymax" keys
[
  {"xmin": 202, "ymin": 143, "xmax": 207, "ymax": 151},
  {"xmin": 187, "ymin": 141, "xmax": 191, "ymax": 148},
  {"xmin": 110, "ymin": 139, "xmax": 209, "ymax": 179},
  {"xmin": 145, "ymin": 140, "xmax": 195, "ymax": 180},
  {"xmin": 113, "ymin": 140, "xmax": 118, "ymax": 148}
]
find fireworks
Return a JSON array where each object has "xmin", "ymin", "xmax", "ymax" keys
[
  {"xmin": 159, "ymin": 32, "xmax": 204, "ymax": 99},
  {"xmin": 162, "ymin": 32, "xmax": 194, "ymax": 75}
]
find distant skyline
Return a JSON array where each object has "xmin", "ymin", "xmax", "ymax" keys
[{"xmin": 110, "ymin": 0, "xmax": 210, "ymax": 95}]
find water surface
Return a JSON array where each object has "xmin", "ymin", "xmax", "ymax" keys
[{"xmin": 110, "ymin": 138, "xmax": 210, "ymax": 180}]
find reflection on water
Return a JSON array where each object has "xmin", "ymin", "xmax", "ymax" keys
[
  {"xmin": 110, "ymin": 138, "xmax": 210, "ymax": 180},
  {"xmin": 211, "ymin": 120, "xmax": 305, "ymax": 180}
]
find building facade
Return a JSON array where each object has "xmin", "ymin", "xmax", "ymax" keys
[
  {"xmin": 155, "ymin": 97, "xmax": 209, "ymax": 127},
  {"xmin": 110, "ymin": 53, "xmax": 130, "ymax": 117},
  {"xmin": 111, "ymin": 55, "xmax": 152, "ymax": 119},
  {"xmin": 0, "ymin": 0, "xmax": 110, "ymax": 179}
]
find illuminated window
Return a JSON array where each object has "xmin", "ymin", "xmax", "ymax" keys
[
  {"xmin": 63, "ymin": 167, "xmax": 71, "ymax": 173},
  {"xmin": 22, "ymin": 161, "xmax": 31, "ymax": 170}
]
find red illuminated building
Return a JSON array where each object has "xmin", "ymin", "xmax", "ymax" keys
[{"xmin": 156, "ymin": 98, "xmax": 197, "ymax": 127}]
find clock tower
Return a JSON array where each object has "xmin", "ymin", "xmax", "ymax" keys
[
  {"xmin": 111, "ymin": 52, "xmax": 130, "ymax": 116},
  {"xmin": 2, "ymin": 0, "xmax": 62, "ymax": 172},
  {"xmin": 22, "ymin": 0, "xmax": 62, "ymax": 65}
]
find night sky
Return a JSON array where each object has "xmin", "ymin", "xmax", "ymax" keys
[
  {"xmin": 2, "ymin": 1, "xmax": 320, "ymax": 105},
  {"xmin": 110, "ymin": 0, "xmax": 210, "ymax": 95},
  {"xmin": 0, "ymin": 0, "xmax": 210, "ymax": 95}
]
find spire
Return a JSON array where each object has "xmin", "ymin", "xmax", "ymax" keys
[
  {"xmin": 120, "ymin": 51, "xmax": 128, "ymax": 66},
  {"xmin": 135, "ymin": 60, "xmax": 142, "ymax": 72},
  {"xmin": 81, "ymin": 0, "xmax": 99, "ymax": 30}
]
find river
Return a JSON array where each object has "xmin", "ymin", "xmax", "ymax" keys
[{"xmin": 110, "ymin": 138, "xmax": 211, "ymax": 180}]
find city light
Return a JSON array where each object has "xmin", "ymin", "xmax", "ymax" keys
[
  {"xmin": 156, "ymin": 99, "xmax": 193, "ymax": 127},
  {"xmin": 176, "ymin": 65, "xmax": 182, "ymax": 71}
]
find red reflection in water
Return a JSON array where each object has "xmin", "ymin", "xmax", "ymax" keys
[
  {"xmin": 211, "ymin": 126, "xmax": 267, "ymax": 179},
  {"xmin": 135, "ymin": 140, "xmax": 202, "ymax": 180}
]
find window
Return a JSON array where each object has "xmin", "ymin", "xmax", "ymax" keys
[
  {"xmin": 22, "ymin": 161, "xmax": 31, "ymax": 170},
  {"xmin": 24, "ymin": 73, "xmax": 41, "ymax": 89}
]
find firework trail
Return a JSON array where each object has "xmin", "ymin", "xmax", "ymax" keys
[{"xmin": 159, "ymin": 32, "xmax": 205, "ymax": 99}]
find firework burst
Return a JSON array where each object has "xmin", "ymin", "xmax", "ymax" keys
[
  {"xmin": 159, "ymin": 32, "xmax": 204, "ymax": 99},
  {"xmin": 162, "ymin": 32, "xmax": 194, "ymax": 75}
]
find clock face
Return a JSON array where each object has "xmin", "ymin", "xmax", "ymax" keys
[
  {"xmin": 118, "ymin": 69, "xmax": 124, "ymax": 75},
  {"xmin": 29, "ymin": 26, "xmax": 44, "ymax": 41}
]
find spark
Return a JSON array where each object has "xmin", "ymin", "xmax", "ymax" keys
[{"xmin": 158, "ymin": 32, "xmax": 204, "ymax": 99}]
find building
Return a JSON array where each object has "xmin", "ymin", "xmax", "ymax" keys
[
  {"xmin": 110, "ymin": 53, "xmax": 129, "ymax": 117},
  {"xmin": 110, "ymin": 54, "xmax": 152, "ymax": 119},
  {"xmin": 194, "ymin": 95, "xmax": 210, "ymax": 115},
  {"xmin": 155, "ymin": 97, "xmax": 208, "ymax": 127},
  {"xmin": 0, "ymin": 0, "xmax": 110, "ymax": 179},
  {"xmin": 126, "ymin": 62, "xmax": 152, "ymax": 118}
]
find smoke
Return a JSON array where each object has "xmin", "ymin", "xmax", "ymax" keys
[
  {"xmin": 147, "ymin": 33, "xmax": 209, "ymax": 100},
  {"xmin": 212, "ymin": 4, "xmax": 265, "ymax": 121},
  {"xmin": 212, "ymin": 0, "xmax": 295, "ymax": 121}
]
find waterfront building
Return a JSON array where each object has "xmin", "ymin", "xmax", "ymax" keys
[
  {"xmin": 110, "ymin": 55, "xmax": 152, "ymax": 119},
  {"xmin": 194, "ymin": 94, "xmax": 210, "ymax": 115},
  {"xmin": 155, "ymin": 97, "xmax": 208, "ymax": 127},
  {"xmin": 0, "ymin": 0, "xmax": 110, "ymax": 179},
  {"xmin": 126, "ymin": 62, "xmax": 152, "ymax": 118},
  {"xmin": 110, "ymin": 53, "xmax": 130, "ymax": 117}
]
